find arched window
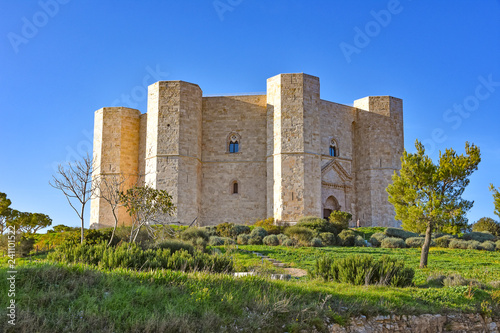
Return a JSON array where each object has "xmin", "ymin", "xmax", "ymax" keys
[
  {"xmin": 231, "ymin": 181, "xmax": 239, "ymax": 194},
  {"xmin": 329, "ymin": 139, "xmax": 338, "ymax": 157},
  {"xmin": 227, "ymin": 133, "xmax": 241, "ymax": 153}
]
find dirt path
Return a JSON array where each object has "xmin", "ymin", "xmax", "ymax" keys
[{"xmin": 284, "ymin": 267, "xmax": 308, "ymax": 277}]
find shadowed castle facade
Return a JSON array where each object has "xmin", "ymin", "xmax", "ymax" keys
[{"xmin": 90, "ymin": 73, "xmax": 404, "ymax": 228}]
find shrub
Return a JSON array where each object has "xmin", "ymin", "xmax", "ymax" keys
[
  {"xmin": 312, "ymin": 254, "xmax": 414, "ymax": 287},
  {"xmin": 310, "ymin": 237, "xmax": 323, "ymax": 247},
  {"xmin": 48, "ymin": 242, "xmax": 233, "ymax": 273},
  {"xmin": 405, "ymin": 237, "xmax": 435, "ymax": 248},
  {"xmin": 200, "ymin": 226, "xmax": 218, "ymax": 237},
  {"xmin": 381, "ymin": 237, "xmax": 406, "ymax": 249},
  {"xmin": 254, "ymin": 217, "xmax": 283, "ymax": 235},
  {"xmin": 467, "ymin": 240, "xmax": 481, "ymax": 250},
  {"xmin": 232, "ymin": 225, "xmax": 250, "ymax": 237},
  {"xmin": 297, "ymin": 216, "xmax": 336, "ymax": 234},
  {"xmin": 276, "ymin": 233, "xmax": 289, "ymax": 244},
  {"xmin": 285, "ymin": 226, "xmax": 314, "ymax": 246},
  {"xmin": 237, "ymin": 234, "xmax": 250, "ymax": 245},
  {"xmin": 263, "ymin": 235, "xmax": 279, "ymax": 246},
  {"xmin": 248, "ymin": 236, "xmax": 263, "ymax": 245},
  {"xmin": 328, "ymin": 211, "xmax": 352, "ymax": 233},
  {"xmin": 449, "ymin": 239, "xmax": 469, "ymax": 249},
  {"xmin": 480, "ymin": 241, "xmax": 496, "ymax": 251},
  {"xmin": 443, "ymin": 274, "xmax": 469, "ymax": 287},
  {"xmin": 250, "ymin": 227, "xmax": 268, "ymax": 238},
  {"xmin": 472, "ymin": 217, "xmax": 500, "ymax": 237},
  {"xmin": 180, "ymin": 228, "xmax": 209, "ymax": 251},
  {"xmin": 216, "ymin": 223, "xmax": 235, "ymax": 238},
  {"xmin": 384, "ymin": 227, "xmax": 418, "ymax": 240},
  {"xmin": 319, "ymin": 232, "xmax": 337, "ymax": 246},
  {"xmin": 337, "ymin": 229, "xmax": 356, "ymax": 247},
  {"xmin": 435, "ymin": 235, "xmax": 455, "ymax": 248},
  {"xmin": 462, "ymin": 231, "xmax": 496, "ymax": 242},
  {"xmin": 489, "ymin": 281, "xmax": 500, "ymax": 289},
  {"xmin": 282, "ymin": 238, "xmax": 294, "ymax": 247},
  {"xmin": 426, "ymin": 273, "xmax": 446, "ymax": 287},
  {"xmin": 208, "ymin": 236, "xmax": 224, "ymax": 246},
  {"xmin": 154, "ymin": 239, "xmax": 194, "ymax": 254},
  {"xmin": 354, "ymin": 235, "xmax": 366, "ymax": 247},
  {"xmin": 497, "ymin": 240, "xmax": 500, "ymax": 251},
  {"xmin": 369, "ymin": 232, "xmax": 387, "ymax": 247}
]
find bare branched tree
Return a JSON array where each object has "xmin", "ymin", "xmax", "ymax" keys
[
  {"xmin": 50, "ymin": 153, "xmax": 94, "ymax": 244},
  {"xmin": 94, "ymin": 174, "xmax": 128, "ymax": 246}
]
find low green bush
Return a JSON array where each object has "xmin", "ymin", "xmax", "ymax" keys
[
  {"xmin": 434, "ymin": 235, "xmax": 455, "ymax": 248},
  {"xmin": 248, "ymin": 236, "xmax": 263, "ymax": 245},
  {"xmin": 381, "ymin": 237, "xmax": 406, "ymax": 249},
  {"xmin": 47, "ymin": 242, "xmax": 233, "ymax": 273},
  {"xmin": 216, "ymin": 223, "xmax": 235, "ymax": 238},
  {"xmin": 480, "ymin": 241, "xmax": 496, "ymax": 251},
  {"xmin": 297, "ymin": 216, "xmax": 336, "ymax": 234},
  {"xmin": 310, "ymin": 237, "xmax": 323, "ymax": 247},
  {"xmin": 263, "ymin": 235, "xmax": 279, "ymax": 246},
  {"xmin": 426, "ymin": 273, "xmax": 446, "ymax": 287},
  {"xmin": 467, "ymin": 240, "xmax": 481, "ymax": 250},
  {"xmin": 282, "ymin": 238, "xmax": 294, "ymax": 247},
  {"xmin": 384, "ymin": 228, "xmax": 418, "ymax": 240},
  {"xmin": 276, "ymin": 233, "xmax": 289, "ymax": 245},
  {"xmin": 449, "ymin": 239, "xmax": 469, "ymax": 249},
  {"xmin": 443, "ymin": 273, "xmax": 469, "ymax": 287},
  {"xmin": 237, "ymin": 234, "xmax": 250, "ymax": 245},
  {"xmin": 405, "ymin": 237, "xmax": 435, "ymax": 248},
  {"xmin": 232, "ymin": 225, "xmax": 250, "ymax": 237},
  {"xmin": 497, "ymin": 240, "xmax": 500, "ymax": 251},
  {"xmin": 354, "ymin": 235, "xmax": 366, "ymax": 247},
  {"xmin": 369, "ymin": 232, "xmax": 387, "ymax": 247},
  {"xmin": 462, "ymin": 231, "xmax": 496, "ymax": 242},
  {"xmin": 328, "ymin": 211, "xmax": 352, "ymax": 233},
  {"xmin": 153, "ymin": 239, "xmax": 194, "ymax": 254},
  {"xmin": 208, "ymin": 236, "xmax": 224, "ymax": 246},
  {"xmin": 200, "ymin": 226, "xmax": 218, "ymax": 237},
  {"xmin": 285, "ymin": 226, "xmax": 314, "ymax": 246},
  {"xmin": 254, "ymin": 217, "xmax": 284, "ymax": 235},
  {"xmin": 319, "ymin": 232, "xmax": 337, "ymax": 246},
  {"xmin": 338, "ymin": 229, "xmax": 356, "ymax": 247},
  {"xmin": 311, "ymin": 254, "xmax": 414, "ymax": 287},
  {"xmin": 179, "ymin": 228, "xmax": 209, "ymax": 251},
  {"xmin": 250, "ymin": 227, "xmax": 268, "ymax": 238}
]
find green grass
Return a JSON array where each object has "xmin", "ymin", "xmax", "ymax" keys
[
  {"xmin": 2, "ymin": 244, "xmax": 500, "ymax": 332},
  {"xmin": 235, "ymin": 245, "xmax": 500, "ymax": 285},
  {"xmin": 0, "ymin": 258, "xmax": 497, "ymax": 333}
]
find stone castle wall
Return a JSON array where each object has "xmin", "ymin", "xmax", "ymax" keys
[{"xmin": 90, "ymin": 73, "xmax": 404, "ymax": 228}]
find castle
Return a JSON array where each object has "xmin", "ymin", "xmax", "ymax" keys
[{"xmin": 90, "ymin": 73, "xmax": 404, "ymax": 228}]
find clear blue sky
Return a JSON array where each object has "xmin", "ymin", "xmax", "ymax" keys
[{"xmin": 1, "ymin": 0, "xmax": 499, "ymax": 231}]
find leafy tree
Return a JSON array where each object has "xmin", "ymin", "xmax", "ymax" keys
[
  {"xmin": 119, "ymin": 185, "xmax": 175, "ymax": 242},
  {"xmin": 471, "ymin": 217, "xmax": 500, "ymax": 237},
  {"xmin": 50, "ymin": 153, "xmax": 95, "ymax": 244},
  {"xmin": 490, "ymin": 184, "xmax": 500, "ymax": 220},
  {"xmin": 48, "ymin": 224, "xmax": 80, "ymax": 233},
  {"xmin": 0, "ymin": 192, "xmax": 12, "ymax": 235},
  {"xmin": 387, "ymin": 140, "xmax": 480, "ymax": 268},
  {"xmin": 8, "ymin": 211, "xmax": 52, "ymax": 234}
]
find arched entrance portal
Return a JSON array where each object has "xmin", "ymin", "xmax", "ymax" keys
[{"xmin": 323, "ymin": 195, "xmax": 341, "ymax": 219}]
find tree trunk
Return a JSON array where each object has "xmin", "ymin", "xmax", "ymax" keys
[
  {"xmin": 80, "ymin": 205, "xmax": 85, "ymax": 244},
  {"xmin": 420, "ymin": 223, "xmax": 433, "ymax": 268},
  {"xmin": 108, "ymin": 209, "xmax": 118, "ymax": 247}
]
